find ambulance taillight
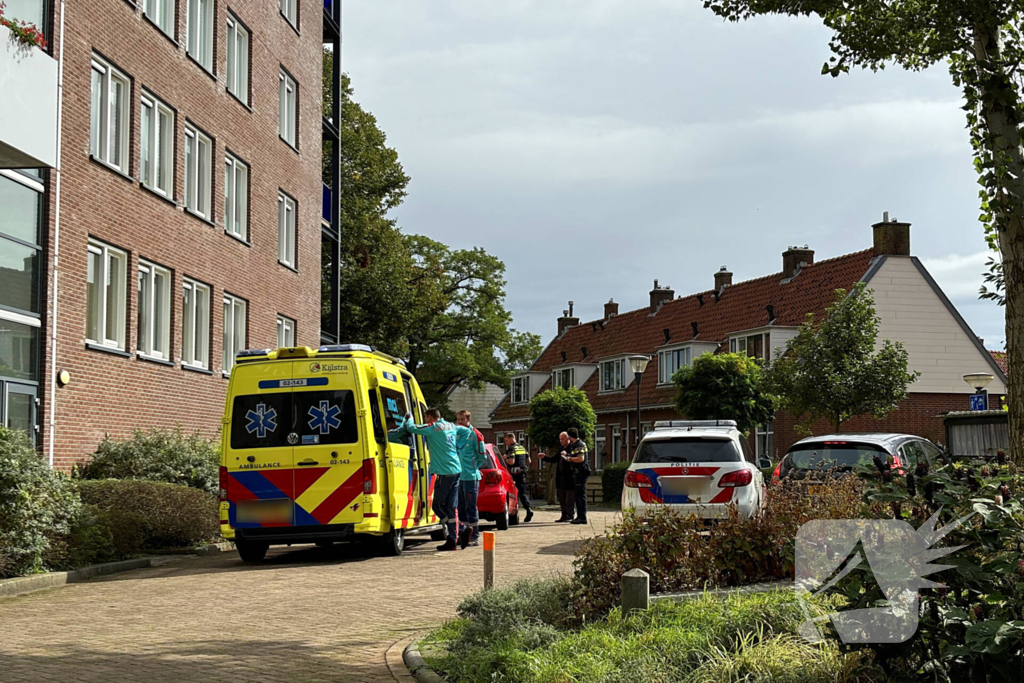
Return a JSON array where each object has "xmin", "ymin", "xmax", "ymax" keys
[
  {"xmin": 362, "ymin": 459, "xmax": 377, "ymax": 495},
  {"xmin": 219, "ymin": 466, "xmax": 228, "ymax": 501}
]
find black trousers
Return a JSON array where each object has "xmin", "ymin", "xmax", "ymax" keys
[
  {"xmin": 573, "ymin": 479, "xmax": 588, "ymax": 521},
  {"xmin": 557, "ymin": 488, "xmax": 574, "ymax": 520},
  {"xmin": 513, "ymin": 473, "xmax": 531, "ymax": 512}
]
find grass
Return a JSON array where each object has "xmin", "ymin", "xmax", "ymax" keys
[{"xmin": 423, "ymin": 581, "xmax": 875, "ymax": 683}]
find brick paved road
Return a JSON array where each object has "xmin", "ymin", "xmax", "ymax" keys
[{"xmin": 0, "ymin": 510, "xmax": 616, "ymax": 683}]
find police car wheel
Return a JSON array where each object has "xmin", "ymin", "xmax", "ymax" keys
[
  {"xmin": 381, "ymin": 528, "xmax": 405, "ymax": 556},
  {"xmin": 236, "ymin": 539, "xmax": 268, "ymax": 563}
]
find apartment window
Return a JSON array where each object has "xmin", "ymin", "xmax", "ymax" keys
[
  {"xmin": 224, "ymin": 153, "xmax": 248, "ymax": 240},
  {"xmin": 222, "ymin": 294, "xmax": 247, "ymax": 373},
  {"xmin": 276, "ymin": 315, "xmax": 295, "ymax": 348},
  {"xmin": 186, "ymin": 0, "xmax": 213, "ymax": 71},
  {"xmin": 278, "ymin": 191, "xmax": 296, "ymax": 267},
  {"xmin": 756, "ymin": 421, "xmax": 774, "ymax": 459},
  {"xmin": 137, "ymin": 261, "xmax": 171, "ymax": 359},
  {"xmin": 658, "ymin": 347, "xmax": 691, "ymax": 384},
  {"xmin": 90, "ymin": 56, "xmax": 130, "ymax": 171},
  {"xmin": 140, "ymin": 93, "xmax": 174, "ymax": 196},
  {"xmin": 226, "ymin": 13, "xmax": 249, "ymax": 105},
  {"xmin": 511, "ymin": 376, "xmax": 530, "ymax": 405},
  {"xmin": 280, "ymin": 0, "xmax": 297, "ymax": 28},
  {"xmin": 86, "ymin": 240, "xmax": 128, "ymax": 350},
  {"xmin": 611, "ymin": 425, "xmax": 621, "ymax": 464},
  {"xmin": 279, "ymin": 69, "xmax": 297, "ymax": 147},
  {"xmin": 601, "ymin": 359, "xmax": 625, "ymax": 391},
  {"xmin": 553, "ymin": 367, "xmax": 574, "ymax": 390},
  {"xmin": 144, "ymin": 0, "xmax": 175, "ymax": 36},
  {"xmin": 182, "ymin": 278, "xmax": 210, "ymax": 368},
  {"xmin": 184, "ymin": 124, "xmax": 212, "ymax": 218},
  {"xmin": 595, "ymin": 426, "xmax": 606, "ymax": 471}
]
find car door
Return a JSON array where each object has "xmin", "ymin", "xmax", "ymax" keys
[{"xmin": 376, "ymin": 367, "xmax": 413, "ymax": 529}]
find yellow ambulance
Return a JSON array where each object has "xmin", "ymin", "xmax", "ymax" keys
[{"xmin": 218, "ymin": 344, "xmax": 445, "ymax": 562}]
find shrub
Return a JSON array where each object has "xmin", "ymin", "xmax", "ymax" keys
[
  {"xmin": 77, "ymin": 427, "xmax": 219, "ymax": 494},
  {"xmin": 0, "ymin": 428, "xmax": 81, "ymax": 578},
  {"xmin": 569, "ymin": 477, "xmax": 864, "ymax": 622},
  {"xmin": 601, "ymin": 462, "xmax": 629, "ymax": 503},
  {"xmin": 75, "ymin": 479, "xmax": 219, "ymax": 550},
  {"xmin": 43, "ymin": 506, "xmax": 126, "ymax": 571}
]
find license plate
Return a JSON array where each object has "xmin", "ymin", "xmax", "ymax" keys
[
  {"xmin": 807, "ymin": 485, "xmax": 824, "ymax": 496},
  {"xmin": 237, "ymin": 499, "xmax": 292, "ymax": 524}
]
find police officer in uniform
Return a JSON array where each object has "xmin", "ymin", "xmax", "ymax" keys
[
  {"xmin": 503, "ymin": 433, "xmax": 533, "ymax": 523},
  {"xmin": 563, "ymin": 428, "xmax": 590, "ymax": 525}
]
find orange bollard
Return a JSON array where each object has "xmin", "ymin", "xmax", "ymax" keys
[{"xmin": 483, "ymin": 531, "xmax": 495, "ymax": 589}]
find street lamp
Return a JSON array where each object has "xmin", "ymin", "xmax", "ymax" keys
[
  {"xmin": 963, "ymin": 373, "xmax": 995, "ymax": 411},
  {"xmin": 629, "ymin": 355, "xmax": 651, "ymax": 455}
]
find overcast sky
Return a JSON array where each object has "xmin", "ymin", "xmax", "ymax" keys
[{"xmin": 342, "ymin": 0, "xmax": 1006, "ymax": 349}]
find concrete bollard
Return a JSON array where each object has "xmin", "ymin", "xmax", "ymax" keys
[
  {"xmin": 621, "ymin": 568, "xmax": 650, "ymax": 615},
  {"xmin": 483, "ymin": 531, "xmax": 495, "ymax": 589}
]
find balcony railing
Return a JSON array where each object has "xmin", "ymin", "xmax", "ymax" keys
[{"xmin": 0, "ymin": 24, "xmax": 57, "ymax": 168}]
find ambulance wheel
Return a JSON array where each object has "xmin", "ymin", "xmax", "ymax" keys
[
  {"xmin": 496, "ymin": 501, "xmax": 509, "ymax": 531},
  {"xmin": 380, "ymin": 527, "xmax": 405, "ymax": 556},
  {"xmin": 236, "ymin": 539, "xmax": 268, "ymax": 563}
]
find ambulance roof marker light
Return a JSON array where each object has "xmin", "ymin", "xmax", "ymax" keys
[
  {"xmin": 237, "ymin": 348, "xmax": 272, "ymax": 358},
  {"xmin": 318, "ymin": 344, "xmax": 373, "ymax": 353}
]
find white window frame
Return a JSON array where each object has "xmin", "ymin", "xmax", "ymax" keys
[
  {"xmin": 595, "ymin": 426, "xmax": 606, "ymax": 471},
  {"xmin": 278, "ymin": 191, "xmax": 296, "ymax": 267},
  {"xmin": 553, "ymin": 367, "xmax": 574, "ymax": 390},
  {"xmin": 224, "ymin": 152, "xmax": 249, "ymax": 240},
  {"xmin": 137, "ymin": 260, "xmax": 172, "ymax": 360},
  {"xmin": 279, "ymin": 69, "xmax": 297, "ymax": 147},
  {"xmin": 90, "ymin": 56, "xmax": 130, "ymax": 171},
  {"xmin": 186, "ymin": 0, "xmax": 214, "ymax": 71},
  {"xmin": 226, "ymin": 13, "xmax": 249, "ymax": 105},
  {"xmin": 222, "ymin": 293, "xmax": 247, "ymax": 375},
  {"xmin": 144, "ymin": 0, "xmax": 175, "ymax": 36},
  {"xmin": 611, "ymin": 425, "xmax": 622, "ymax": 464},
  {"xmin": 280, "ymin": 0, "xmax": 297, "ymax": 28},
  {"xmin": 86, "ymin": 240, "xmax": 128, "ymax": 350},
  {"xmin": 756, "ymin": 421, "xmax": 775, "ymax": 459},
  {"xmin": 140, "ymin": 93, "xmax": 174, "ymax": 197},
  {"xmin": 600, "ymin": 358, "xmax": 625, "ymax": 392},
  {"xmin": 730, "ymin": 332, "xmax": 769, "ymax": 359},
  {"xmin": 511, "ymin": 376, "xmax": 530, "ymax": 405},
  {"xmin": 182, "ymin": 278, "xmax": 210, "ymax": 369},
  {"xmin": 658, "ymin": 346, "xmax": 691, "ymax": 384},
  {"xmin": 276, "ymin": 315, "xmax": 295, "ymax": 348},
  {"xmin": 184, "ymin": 124, "xmax": 212, "ymax": 219}
]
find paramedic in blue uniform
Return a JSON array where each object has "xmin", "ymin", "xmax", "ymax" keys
[
  {"xmin": 455, "ymin": 410, "xmax": 488, "ymax": 548},
  {"xmin": 401, "ymin": 408, "xmax": 474, "ymax": 551}
]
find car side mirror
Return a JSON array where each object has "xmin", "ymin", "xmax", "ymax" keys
[{"xmin": 757, "ymin": 457, "xmax": 772, "ymax": 469}]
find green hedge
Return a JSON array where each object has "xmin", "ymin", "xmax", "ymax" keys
[
  {"xmin": 601, "ymin": 462, "xmax": 630, "ymax": 503},
  {"xmin": 77, "ymin": 427, "xmax": 220, "ymax": 494},
  {"xmin": 0, "ymin": 428, "xmax": 81, "ymax": 578}
]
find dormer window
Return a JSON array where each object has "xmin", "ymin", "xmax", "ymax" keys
[
  {"xmin": 554, "ymin": 367, "xmax": 575, "ymax": 390},
  {"xmin": 601, "ymin": 358, "xmax": 626, "ymax": 391},
  {"xmin": 511, "ymin": 376, "xmax": 530, "ymax": 405},
  {"xmin": 658, "ymin": 346, "xmax": 691, "ymax": 384},
  {"xmin": 730, "ymin": 332, "xmax": 768, "ymax": 359}
]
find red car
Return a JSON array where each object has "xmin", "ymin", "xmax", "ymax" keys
[{"xmin": 477, "ymin": 444, "xmax": 520, "ymax": 530}]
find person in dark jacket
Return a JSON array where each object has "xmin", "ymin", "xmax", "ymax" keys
[
  {"xmin": 540, "ymin": 432, "xmax": 576, "ymax": 522},
  {"xmin": 564, "ymin": 428, "xmax": 590, "ymax": 525},
  {"xmin": 503, "ymin": 432, "xmax": 533, "ymax": 523}
]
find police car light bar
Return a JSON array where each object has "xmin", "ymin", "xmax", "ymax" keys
[
  {"xmin": 654, "ymin": 420, "xmax": 738, "ymax": 429},
  {"xmin": 318, "ymin": 344, "xmax": 373, "ymax": 353}
]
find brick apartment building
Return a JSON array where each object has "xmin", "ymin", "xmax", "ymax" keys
[
  {"xmin": 1, "ymin": 0, "xmax": 343, "ymax": 469},
  {"xmin": 487, "ymin": 219, "xmax": 1008, "ymax": 471}
]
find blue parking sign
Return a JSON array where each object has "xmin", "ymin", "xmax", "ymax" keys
[{"xmin": 969, "ymin": 394, "xmax": 988, "ymax": 411}]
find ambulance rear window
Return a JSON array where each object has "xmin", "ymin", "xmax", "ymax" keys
[{"xmin": 230, "ymin": 390, "xmax": 358, "ymax": 449}]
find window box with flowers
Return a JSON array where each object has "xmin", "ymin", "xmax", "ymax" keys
[{"xmin": 0, "ymin": 3, "xmax": 47, "ymax": 50}]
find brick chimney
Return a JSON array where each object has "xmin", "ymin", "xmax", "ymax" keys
[
  {"xmin": 604, "ymin": 298, "xmax": 619, "ymax": 320},
  {"xmin": 714, "ymin": 266, "xmax": 732, "ymax": 292},
  {"xmin": 872, "ymin": 212, "xmax": 911, "ymax": 256},
  {"xmin": 557, "ymin": 301, "xmax": 579, "ymax": 337},
  {"xmin": 782, "ymin": 245, "xmax": 814, "ymax": 279},
  {"xmin": 649, "ymin": 280, "xmax": 674, "ymax": 314}
]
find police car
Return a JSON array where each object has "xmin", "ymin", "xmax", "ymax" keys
[{"xmin": 621, "ymin": 420, "xmax": 765, "ymax": 520}]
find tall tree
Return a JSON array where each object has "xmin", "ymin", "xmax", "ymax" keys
[
  {"xmin": 763, "ymin": 284, "xmax": 920, "ymax": 432},
  {"xmin": 673, "ymin": 352, "xmax": 776, "ymax": 434},
  {"xmin": 697, "ymin": 0, "xmax": 1024, "ymax": 461}
]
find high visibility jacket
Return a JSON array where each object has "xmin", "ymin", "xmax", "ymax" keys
[
  {"xmin": 402, "ymin": 418, "xmax": 467, "ymax": 477},
  {"xmin": 505, "ymin": 444, "xmax": 529, "ymax": 472},
  {"xmin": 456, "ymin": 425, "xmax": 488, "ymax": 481}
]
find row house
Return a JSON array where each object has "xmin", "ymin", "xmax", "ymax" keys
[{"xmin": 487, "ymin": 218, "xmax": 1008, "ymax": 471}]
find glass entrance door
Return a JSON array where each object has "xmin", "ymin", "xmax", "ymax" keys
[{"xmin": 3, "ymin": 382, "xmax": 38, "ymax": 442}]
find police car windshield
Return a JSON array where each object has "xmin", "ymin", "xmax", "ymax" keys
[
  {"xmin": 633, "ymin": 437, "xmax": 741, "ymax": 464},
  {"xmin": 787, "ymin": 442, "xmax": 886, "ymax": 469}
]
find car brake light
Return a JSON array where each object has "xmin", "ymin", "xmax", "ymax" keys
[
  {"xmin": 362, "ymin": 459, "xmax": 377, "ymax": 495},
  {"xmin": 219, "ymin": 466, "xmax": 228, "ymax": 501},
  {"xmin": 484, "ymin": 471, "xmax": 502, "ymax": 485},
  {"xmin": 772, "ymin": 462, "xmax": 781, "ymax": 485},
  {"xmin": 719, "ymin": 469, "xmax": 753, "ymax": 488},
  {"xmin": 624, "ymin": 470, "xmax": 653, "ymax": 489}
]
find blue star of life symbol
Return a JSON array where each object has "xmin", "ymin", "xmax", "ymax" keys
[
  {"xmin": 308, "ymin": 400, "xmax": 341, "ymax": 435},
  {"xmin": 245, "ymin": 403, "xmax": 277, "ymax": 439}
]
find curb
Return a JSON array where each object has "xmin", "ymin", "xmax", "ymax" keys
[
  {"xmin": 403, "ymin": 637, "xmax": 447, "ymax": 683},
  {"xmin": 0, "ymin": 558, "xmax": 153, "ymax": 599},
  {"xmin": 147, "ymin": 541, "xmax": 236, "ymax": 556}
]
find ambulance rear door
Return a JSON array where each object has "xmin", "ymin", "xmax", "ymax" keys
[
  {"xmin": 289, "ymin": 359, "xmax": 365, "ymax": 527},
  {"xmin": 377, "ymin": 366, "xmax": 415, "ymax": 529}
]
